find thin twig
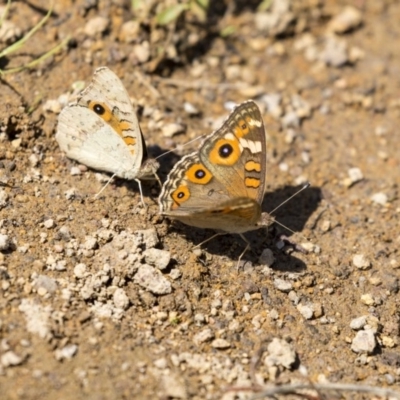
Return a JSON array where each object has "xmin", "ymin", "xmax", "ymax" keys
[{"xmin": 241, "ymin": 382, "xmax": 400, "ymax": 399}]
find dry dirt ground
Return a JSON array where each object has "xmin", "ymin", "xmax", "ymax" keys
[{"xmin": 1, "ymin": 1, "xmax": 400, "ymax": 399}]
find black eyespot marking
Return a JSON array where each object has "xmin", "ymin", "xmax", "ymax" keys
[
  {"xmin": 219, "ymin": 143, "xmax": 233, "ymax": 158},
  {"xmin": 195, "ymin": 169, "xmax": 206, "ymax": 179},
  {"xmin": 177, "ymin": 191, "xmax": 185, "ymax": 199},
  {"xmin": 207, "ymin": 189, "xmax": 215, "ymax": 197},
  {"xmin": 93, "ymin": 104, "xmax": 105, "ymax": 115},
  {"xmin": 241, "ymin": 122, "xmax": 247, "ymax": 130}
]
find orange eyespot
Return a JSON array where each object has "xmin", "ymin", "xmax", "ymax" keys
[
  {"xmin": 171, "ymin": 185, "xmax": 190, "ymax": 206},
  {"xmin": 209, "ymin": 139, "xmax": 240, "ymax": 166},
  {"xmin": 186, "ymin": 163, "xmax": 212, "ymax": 184},
  {"xmin": 88, "ymin": 101, "xmax": 131, "ymax": 137},
  {"xmin": 89, "ymin": 101, "xmax": 112, "ymax": 122}
]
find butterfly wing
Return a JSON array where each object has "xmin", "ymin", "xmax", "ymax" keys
[
  {"xmin": 200, "ymin": 101, "xmax": 267, "ymax": 204},
  {"xmin": 159, "ymin": 101, "xmax": 267, "ymax": 232},
  {"xmin": 56, "ymin": 67, "xmax": 150, "ymax": 180}
]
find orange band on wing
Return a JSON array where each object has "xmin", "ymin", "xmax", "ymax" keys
[
  {"xmin": 245, "ymin": 177, "xmax": 260, "ymax": 188},
  {"xmin": 88, "ymin": 101, "xmax": 132, "ymax": 137},
  {"xmin": 245, "ymin": 161, "xmax": 261, "ymax": 172}
]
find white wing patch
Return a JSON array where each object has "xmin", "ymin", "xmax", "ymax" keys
[
  {"xmin": 239, "ymin": 138, "xmax": 262, "ymax": 154},
  {"xmin": 248, "ymin": 118, "xmax": 262, "ymax": 127}
]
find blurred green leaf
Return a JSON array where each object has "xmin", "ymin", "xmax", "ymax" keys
[
  {"xmin": 156, "ymin": 3, "xmax": 189, "ymax": 26},
  {"xmin": 0, "ymin": 0, "xmax": 11, "ymax": 28},
  {"xmin": 257, "ymin": 0, "xmax": 273, "ymax": 12},
  {"xmin": 220, "ymin": 25, "xmax": 236, "ymax": 37},
  {"xmin": 194, "ymin": 0, "xmax": 209, "ymax": 10}
]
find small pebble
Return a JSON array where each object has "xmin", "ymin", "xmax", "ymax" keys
[
  {"xmin": 297, "ymin": 303, "xmax": 314, "ymax": 320},
  {"xmin": 44, "ymin": 219, "xmax": 55, "ymax": 229},
  {"xmin": 193, "ymin": 328, "xmax": 214, "ymax": 345},
  {"xmin": 264, "ymin": 338, "xmax": 296, "ymax": 369},
  {"xmin": 55, "ymin": 344, "xmax": 78, "ymax": 360},
  {"xmin": 350, "ymin": 316, "xmax": 367, "ymax": 330},
  {"xmin": 143, "ymin": 248, "xmax": 171, "ymax": 270},
  {"xmin": 258, "ymin": 248, "xmax": 275, "ymax": 267},
  {"xmin": 320, "ymin": 35, "xmax": 348, "ymax": 67},
  {"xmin": 154, "ymin": 358, "xmax": 168, "ymax": 369},
  {"xmin": 118, "ymin": 20, "xmax": 140, "ymax": 43},
  {"xmin": 343, "ymin": 167, "xmax": 363, "ymax": 187},
  {"xmin": 274, "ymin": 278, "xmax": 292, "ymax": 293},
  {"xmin": 134, "ymin": 264, "xmax": 172, "ymax": 295},
  {"xmin": 42, "ymin": 99, "xmax": 62, "ymax": 114},
  {"xmin": 113, "ymin": 288, "xmax": 129, "ymax": 310},
  {"xmin": 84, "ymin": 237, "xmax": 98, "ymax": 250},
  {"xmin": 169, "ymin": 268, "xmax": 182, "ymax": 280},
  {"xmin": 360, "ymin": 293, "xmax": 375, "ymax": 306},
  {"xmin": 351, "ymin": 329, "xmax": 376, "ymax": 354},
  {"xmin": 84, "ymin": 16, "xmax": 109, "ymax": 37},
  {"xmin": 70, "ymin": 167, "xmax": 81, "ymax": 176},
  {"xmin": 371, "ymin": 192, "xmax": 388, "ymax": 206},
  {"xmin": 136, "ymin": 229, "xmax": 158, "ymax": 249},
  {"xmin": 211, "ymin": 338, "xmax": 231, "ymax": 349},
  {"xmin": 74, "ymin": 263, "xmax": 87, "ymax": 279},
  {"xmin": 162, "ymin": 374, "xmax": 187, "ymax": 399},
  {"xmin": 352, "ymin": 254, "xmax": 371, "ymax": 270},
  {"xmin": 0, "ymin": 234, "xmax": 10, "ymax": 251},
  {"xmin": 328, "ymin": 6, "xmax": 362, "ymax": 34},
  {"xmin": 1, "ymin": 351, "xmax": 23, "ymax": 367},
  {"xmin": 34, "ymin": 275, "xmax": 57, "ymax": 293},
  {"xmin": 381, "ymin": 336, "xmax": 395, "ymax": 348},
  {"xmin": 162, "ymin": 123, "xmax": 186, "ymax": 138},
  {"xmin": 0, "ymin": 20, "xmax": 21, "ymax": 44},
  {"xmin": 183, "ymin": 102, "xmax": 200, "ymax": 115},
  {"xmin": 65, "ymin": 188, "xmax": 76, "ymax": 200}
]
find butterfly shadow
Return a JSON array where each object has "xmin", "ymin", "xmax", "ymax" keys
[{"xmin": 170, "ymin": 184, "xmax": 322, "ymax": 273}]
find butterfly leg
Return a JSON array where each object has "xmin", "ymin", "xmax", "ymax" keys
[
  {"xmin": 93, "ymin": 173, "xmax": 117, "ymax": 199},
  {"xmin": 193, "ymin": 232, "xmax": 223, "ymax": 249},
  {"xmin": 154, "ymin": 172, "xmax": 162, "ymax": 188},
  {"xmin": 135, "ymin": 178, "xmax": 147, "ymax": 208},
  {"xmin": 237, "ymin": 234, "xmax": 251, "ymax": 270}
]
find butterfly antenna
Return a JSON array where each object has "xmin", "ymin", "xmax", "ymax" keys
[
  {"xmin": 155, "ymin": 134, "xmax": 206, "ymax": 160},
  {"xmin": 264, "ymin": 182, "xmax": 312, "ymax": 245},
  {"xmin": 268, "ymin": 182, "xmax": 310, "ymax": 215},
  {"xmin": 93, "ymin": 173, "xmax": 117, "ymax": 199}
]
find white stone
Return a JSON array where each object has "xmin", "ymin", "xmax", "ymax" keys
[
  {"xmin": 350, "ymin": 316, "xmax": 367, "ymax": 330},
  {"xmin": 134, "ymin": 264, "xmax": 171, "ymax": 295},
  {"xmin": 352, "ymin": 254, "xmax": 371, "ymax": 270},
  {"xmin": 274, "ymin": 278, "xmax": 292, "ymax": 293},
  {"xmin": 371, "ymin": 192, "xmax": 388, "ymax": 206},
  {"xmin": 55, "ymin": 344, "xmax": 78, "ymax": 360},
  {"xmin": 84, "ymin": 16, "xmax": 109, "ymax": 37},
  {"xmin": 211, "ymin": 338, "xmax": 231, "ymax": 349},
  {"xmin": 0, "ymin": 234, "xmax": 10, "ymax": 251},
  {"xmin": 113, "ymin": 288, "xmax": 129, "ymax": 310},
  {"xmin": 1, "ymin": 351, "xmax": 23, "ymax": 367},
  {"xmin": 193, "ymin": 328, "xmax": 214, "ymax": 345},
  {"xmin": 351, "ymin": 329, "xmax": 376, "ymax": 354},
  {"xmin": 297, "ymin": 303, "xmax": 314, "ymax": 320},
  {"xmin": 143, "ymin": 248, "xmax": 171, "ymax": 270},
  {"xmin": 264, "ymin": 338, "xmax": 296, "ymax": 369},
  {"xmin": 44, "ymin": 219, "xmax": 55, "ymax": 229},
  {"xmin": 328, "ymin": 6, "xmax": 362, "ymax": 34}
]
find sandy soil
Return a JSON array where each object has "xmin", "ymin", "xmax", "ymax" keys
[{"xmin": 0, "ymin": 0, "xmax": 400, "ymax": 399}]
